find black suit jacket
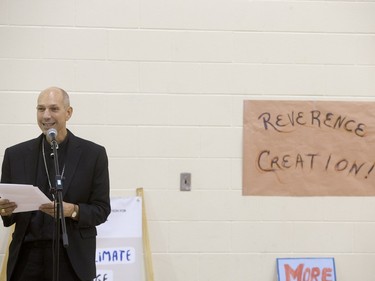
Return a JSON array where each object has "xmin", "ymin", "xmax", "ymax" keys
[{"xmin": 1, "ymin": 130, "xmax": 111, "ymax": 281}]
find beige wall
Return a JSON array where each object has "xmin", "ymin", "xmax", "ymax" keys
[{"xmin": 1, "ymin": 0, "xmax": 375, "ymax": 280}]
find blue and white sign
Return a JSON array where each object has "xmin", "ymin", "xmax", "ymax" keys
[
  {"xmin": 94, "ymin": 197, "xmax": 142, "ymax": 281},
  {"xmin": 277, "ymin": 257, "xmax": 336, "ymax": 281}
]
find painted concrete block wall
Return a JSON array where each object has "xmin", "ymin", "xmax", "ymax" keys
[{"xmin": 1, "ymin": 0, "xmax": 375, "ymax": 280}]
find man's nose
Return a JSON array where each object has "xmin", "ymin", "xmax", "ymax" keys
[{"xmin": 43, "ymin": 109, "xmax": 51, "ymax": 118}]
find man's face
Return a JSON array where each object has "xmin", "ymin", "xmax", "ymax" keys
[{"xmin": 36, "ymin": 89, "xmax": 72, "ymax": 142}]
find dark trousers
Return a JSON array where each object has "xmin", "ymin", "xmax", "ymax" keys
[{"xmin": 10, "ymin": 241, "xmax": 83, "ymax": 281}]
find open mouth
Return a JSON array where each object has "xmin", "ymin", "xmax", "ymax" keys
[{"xmin": 43, "ymin": 123, "xmax": 56, "ymax": 129}]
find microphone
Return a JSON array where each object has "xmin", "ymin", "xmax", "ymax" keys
[{"xmin": 47, "ymin": 128, "xmax": 57, "ymax": 142}]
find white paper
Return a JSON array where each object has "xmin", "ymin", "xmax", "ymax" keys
[
  {"xmin": 97, "ymin": 197, "xmax": 142, "ymax": 238},
  {"xmin": 0, "ymin": 183, "xmax": 51, "ymax": 213}
]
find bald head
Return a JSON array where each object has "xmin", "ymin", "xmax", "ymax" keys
[
  {"xmin": 36, "ymin": 87, "xmax": 73, "ymax": 143},
  {"xmin": 38, "ymin": 87, "xmax": 70, "ymax": 109}
]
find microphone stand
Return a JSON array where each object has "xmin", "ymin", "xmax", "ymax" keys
[{"xmin": 50, "ymin": 138, "xmax": 69, "ymax": 281}]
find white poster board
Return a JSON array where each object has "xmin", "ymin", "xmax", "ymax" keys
[
  {"xmin": 94, "ymin": 197, "xmax": 143, "ymax": 281},
  {"xmin": 277, "ymin": 257, "xmax": 336, "ymax": 281}
]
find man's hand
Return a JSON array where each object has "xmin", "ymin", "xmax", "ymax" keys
[
  {"xmin": 0, "ymin": 198, "xmax": 17, "ymax": 216},
  {"xmin": 39, "ymin": 201, "xmax": 75, "ymax": 218}
]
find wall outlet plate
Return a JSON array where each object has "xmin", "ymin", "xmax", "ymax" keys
[{"xmin": 180, "ymin": 173, "xmax": 191, "ymax": 191}]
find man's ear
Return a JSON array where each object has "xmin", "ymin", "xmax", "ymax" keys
[{"xmin": 66, "ymin": 106, "xmax": 73, "ymax": 121}]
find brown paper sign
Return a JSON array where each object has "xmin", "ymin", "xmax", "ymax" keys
[{"xmin": 243, "ymin": 100, "xmax": 375, "ymax": 196}]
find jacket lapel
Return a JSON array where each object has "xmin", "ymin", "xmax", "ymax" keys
[
  {"xmin": 62, "ymin": 132, "xmax": 81, "ymax": 196},
  {"xmin": 20, "ymin": 135, "xmax": 43, "ymax": 226},
  {"xmin": 25, "ymin": 135, "xmax": 43, "ymax": 186}
]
